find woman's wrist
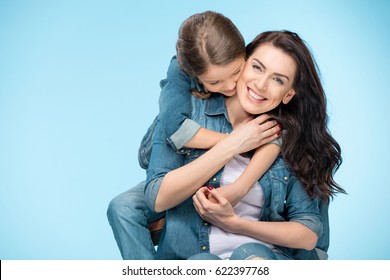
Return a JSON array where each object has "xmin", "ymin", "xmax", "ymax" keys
[{"xmin": 223, "ymin": 214, "xmax": 243, "ymax": 233}]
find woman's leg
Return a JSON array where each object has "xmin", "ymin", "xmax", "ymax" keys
[
  {"xmin": 187, "ymin": 253, "xmax": 222, "ymax": 260},
  {"xmin": 230, "ymin": 243, "xmax": 289, "ymax": 260},
  {"xmin": 107, "ymin": 181, "xmax": 165, "ymax": 259}
]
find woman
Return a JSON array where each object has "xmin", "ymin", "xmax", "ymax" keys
[
  {"xmin": 145, "ymin": 30, "xmax": 346, "ymax": 260},
  {"xmin": 107, "ymin": 11, "xmax": 281, "ymax": 260}
]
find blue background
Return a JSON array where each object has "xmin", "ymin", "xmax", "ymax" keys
[{"xmin": 1, "ymin": 0, "xmax": 389, "ymax": 260}]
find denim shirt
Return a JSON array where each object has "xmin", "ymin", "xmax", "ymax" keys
[
  {"xmin": 145, "ymin": 93, "xmax": 328, "ymax": 260},
  {"xmin": 138, "ymin": 56, "xmax": 203, "ymax": 169}
]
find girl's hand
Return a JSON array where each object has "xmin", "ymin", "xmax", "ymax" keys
[
  {"xmin": 193, "ymin": 186, "xmax": 237, "ymax": 230},
  {"xmin": 223, "ymin": 114, "xmax": 280, "ymax": 155}
]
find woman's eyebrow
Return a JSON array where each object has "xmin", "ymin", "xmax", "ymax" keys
[{"xmin": 253, "ymin": 58, "xmax": 290, "ymax": 81}]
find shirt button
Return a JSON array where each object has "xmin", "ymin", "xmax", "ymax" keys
[
  {"xmin": 204, "ymin": 222, "xmax": 209, "ymax": 226},
  {"xmin": 284, "ymin": 176, "xmax": 288, "ymax": 181},
  {"xmin": 212, "ymin": 178, "xmax": 217, "ymax": 182},
  {"xmin": 201, "ymin": 246, "xmax": 207, "ymax": 251}
]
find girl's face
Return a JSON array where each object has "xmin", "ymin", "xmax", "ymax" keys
[
  {"xmin": 236, "ymin": 43, "xmax": 297, "ymax": 115},
  {"xmin": 197, "ymin": 57, "xmax": 245, "ymax": 96}
]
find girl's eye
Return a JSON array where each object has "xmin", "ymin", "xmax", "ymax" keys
[{"xmin": 209, "ymin": 81, "xmax": 219, "ymax": 85}]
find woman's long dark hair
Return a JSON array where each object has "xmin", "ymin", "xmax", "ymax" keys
[{"xmin": 246, "ymin": 31, "xmax": 346, "ymax": 200}]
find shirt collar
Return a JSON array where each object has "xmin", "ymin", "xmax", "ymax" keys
[
  {"xmin": 205, "ymin": 94, "xmax": 230, "ymax": 121},
  {"xmin": 190, "ymin": 77, "xmax": 204, "ymax": 92}
]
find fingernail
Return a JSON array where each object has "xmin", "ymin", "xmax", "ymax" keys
[
  {"xmin": 207, "ymin": 185, "xmax": 214, "ymax": 191},
  {"xmin": 278, "ymin": 123, "xmax": 283, "ymax": 129},
  {"xmin": 276, "ymin": 131, "xmax": 281, "ymax": 136}
]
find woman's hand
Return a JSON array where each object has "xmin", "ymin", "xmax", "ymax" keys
[
  {"xmin": 193, "ymin": 186, "xmax": 318, "ymax": 250},
  {"xmin": 222, "ymin": 114, "xmax": 280, "ymax": 155},
  {"xmin": 193, "ymin": 186, "xmax": 238, "ymax": 230}
]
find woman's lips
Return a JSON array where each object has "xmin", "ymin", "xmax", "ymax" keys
[{"xmin": 248, "ymin": 88, "xmax": 266, "ymax": 102}]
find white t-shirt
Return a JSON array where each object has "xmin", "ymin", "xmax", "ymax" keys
[{"xmin": 209, "ymin": 155, "xmax": 274, "ymax": 259}]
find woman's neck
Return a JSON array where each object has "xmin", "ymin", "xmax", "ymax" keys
[{"xmin": 225, "ymin": 95, "xmax": 252, "ymax": 128}]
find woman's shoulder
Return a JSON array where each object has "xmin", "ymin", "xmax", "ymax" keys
[
  {"xmin": 262, "ymin": 156, "xmax": 299, "ymax": 185},
  {"xmin": 267, "ymin": 156, "xmax": 288, "ymax": 172}
]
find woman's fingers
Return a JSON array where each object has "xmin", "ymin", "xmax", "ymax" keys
[
  {"xmin": 206, "ymin": 186, "xmax": 228, "ymax": 206},
  {"xmin": 193, "ymin": 187, "xmax": 211, "ymax": 214}
]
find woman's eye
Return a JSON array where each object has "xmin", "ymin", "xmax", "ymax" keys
[
  {"xmin": 274, "ymin": 77, "xmax": 284, "ymax": 85},
  {"xmin": 252, "ymin": 64, "xmax": 262, "ymax": 72},
  {"xmin": 209, "ymin": 81, "xmax": 219, "ymax": 85}
]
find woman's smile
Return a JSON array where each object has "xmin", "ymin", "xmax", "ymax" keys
[{"xmin": 248, "ymin": 88, "xmax": 266, "ymax": 102}]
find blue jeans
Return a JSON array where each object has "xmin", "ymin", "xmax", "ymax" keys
[
  {"xmin": 106, "ymin": 181, "xmax": 164, "ymax": 259},
  {"xmin": 188, "ymin": 243, "xmax": 291, "ymax": 260}
]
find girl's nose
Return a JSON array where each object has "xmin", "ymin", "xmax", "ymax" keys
[{"xmin": 225, "ymin": 80, "xmax": 236, "ymax": 92}]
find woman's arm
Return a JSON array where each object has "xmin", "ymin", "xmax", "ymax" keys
[
  {"xmin": 193, "ymin": 187, "xmax": 318, "ymax": 250},
  {"xmin": 229, "ymin": 218, "xmax": 317, "ymax": 250}
]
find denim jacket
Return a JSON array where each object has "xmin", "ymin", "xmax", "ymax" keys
[
  {"xmin": 138, "ymin": 56, "xmax": 203, "ymax": 169},
  {"xmin": 145, "ymin": 93, "xmax": 328, "ymax": 260}
]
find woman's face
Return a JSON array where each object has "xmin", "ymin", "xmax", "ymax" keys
[
  {"xmin": 197, "ymin": 57, "xmax": 245, "ymax": 96},
  {"xmin": 236, "ymin": 43, "xmax": 297, "ymax": 115}
]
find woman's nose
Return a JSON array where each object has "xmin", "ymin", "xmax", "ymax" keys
[{"xmin": 255, "ymin": 76, "xmax": 267, "ymax": 91}]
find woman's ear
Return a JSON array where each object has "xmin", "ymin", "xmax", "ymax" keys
[{"xmin": 282, "ymin": 88, "xmax": 296, "ymax": 104}]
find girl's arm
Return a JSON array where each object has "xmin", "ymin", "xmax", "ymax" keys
[
  {"xmin": 158, "ymin": 56, "xmax": 227, "ymax": 151},
  {"xmin": 147, "ymin": 114, "xmax": 280, "ymax": 213},
  {"xmin": 138, "ymin": 57, "xmax": 229, "ymax": 169},
  {"xmin": 193, "ymin": 187, "xmax": 318, "ymax": 250},
  {"xmin": 185, "ymin": 127, "xmax": 228, "ymax": 149},
  {"xmin": 216, "ymin": 143, "xmax": 280, "ymax": 206}
]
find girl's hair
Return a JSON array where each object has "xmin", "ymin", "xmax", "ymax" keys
[
  {"xmin": 246, "ymin": 31, "xmax": 346, "ymax": 200},
  {"xmin": 176, "ymin": 11, "xmax": 245, "ymax": 98}
]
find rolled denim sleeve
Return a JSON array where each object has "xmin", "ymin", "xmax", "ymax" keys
[
  {"xmin": 145, "ymin": 120, "xmax": 185, "ymax": 212},
  {"xmin": 286, "ymin": 177, "xmax": 323, "ymax": 238},
  {"xmin": 167, "ymin": 119, "xmax": 201, "ymax": 151},
  {"xmin": 158, "ymin": 56, "xmax": 200, "ymax": 151}
]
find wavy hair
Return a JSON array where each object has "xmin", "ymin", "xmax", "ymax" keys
[{"xmin": 246, "ymin": 31, "xmax": 346, "ymax": 200}]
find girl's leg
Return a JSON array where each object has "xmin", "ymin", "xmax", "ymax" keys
[{"xmin": 107, "ymin": 181, "xmax": 165, "ymax": 259}]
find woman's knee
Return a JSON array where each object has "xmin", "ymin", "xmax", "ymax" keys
[
  {"xmin": 230, "ymin": 243, "xmax": 276, "ymax": 260},
  {"xmin": 187, "ymin": 253, "xmax": 222, "ymax": 260}
]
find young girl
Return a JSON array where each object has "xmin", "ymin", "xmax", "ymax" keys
[{"xmin": 107, "ymin": 11, "xmax": 280, "ymax": 259}]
